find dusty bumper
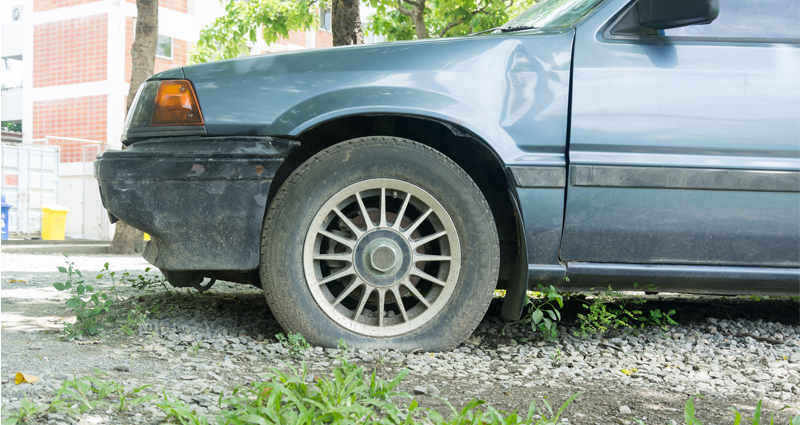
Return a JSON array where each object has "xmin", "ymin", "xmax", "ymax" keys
[{"xmin": 95, "ymin": 136, "xmax": 298, "ymax": 271}]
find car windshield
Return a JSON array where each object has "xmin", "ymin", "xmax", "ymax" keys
[{"xmin": 501, "ymin": 0, "xmax": 607, "ymax": 29}]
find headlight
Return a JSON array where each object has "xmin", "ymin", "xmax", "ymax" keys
[{"xmin": 122, "ymin": 79, "xmax": 205, "ymax": 144}]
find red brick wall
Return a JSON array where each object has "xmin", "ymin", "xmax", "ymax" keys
[
  {"xmin": 316, "ymin": 29, "xmax": 332, "ymax": 48},
  {"xmin": 34, "ymin": 0, "xmax": 102, "ymax": 12},
  {"xmin": 33, "ymin": 14, "xmax": 108, "ymax": 88},
  {"xmin": 278, "ymin": 30, "xmax": 307, "ymax": 47},
  {"xmin": 275, "ymin": 29, "xmax": 332, "ymax": 48},
  {"xmin": 154, "ymin": 39, "xmax": 189, "ymax": 74},
  {"xmin": 125, "ymin": 17, "xmax": 189, "ymax": 83},
  {"xmin": 125, "ymin": 0, "xmax": 187, "ymax": 13},
  {"xmin": 33, "ymin": 96, "xmax": 108, "ymax": 162}
]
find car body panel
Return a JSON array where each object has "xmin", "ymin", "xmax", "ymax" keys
[
  {"xmin": 150, "ymin": 67, "xmax": 185, "ymax": 80},
  {"xmin": 96, "ymin": 136, "xmax": 298, "ymax": 271},
  {"xmin": 180, "ymin": 29, "xmax": 575, "ymax": 166},
  {"xmin": 561, "ymin": 0, "xmax": 800, "ymax": 267},
  {"xmin": 99, "ymin": 0, "xmax": 800, "ymax": 300}
]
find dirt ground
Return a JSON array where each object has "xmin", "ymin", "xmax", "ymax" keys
[{"xmin": 1, "ymin": 253, "xmax": 799, "ymax": 424}]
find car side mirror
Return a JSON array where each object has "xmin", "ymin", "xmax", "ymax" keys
[{"xmin": 636, "ymin": 0, "xmax": 719, "ymax": 30}]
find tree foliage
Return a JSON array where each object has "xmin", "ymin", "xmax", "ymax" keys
[
  {"xmin": 367, "ymin": 0, "xmax": 536, "ymax": 41},
  {"xmin": 190, "ymin": 0, "xmax": 537, "ymax": 64},
  {"xmin": 191, "ymin": 0, "xmax": 325, "ymax": 63}
]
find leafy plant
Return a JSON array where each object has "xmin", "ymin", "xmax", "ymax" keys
[
  {"xmin": 119, "ymin": 303, "xmax": 148, "ymax": 336},
  {"xmin": 1, "ymin": 395, "xmax": 53, "ymax": 425},
  {"xmin": 157, "ymin": 391, "xmax": 210, "ymax": 425},
  {"xmin": 574, "ymin": 286, "xmax": 677, "ymax": 338},
  {"xmin": 115, "ymin": 384, "xmax": 156, "ymax": 412},
  {"xmin": 120, "ymin": 267, "xmax": 171, "ymax": 291},
  {"xmin": 275, "ymin": 332, "xmax": 311, "ymax": 359},
  {"xmin": 52, "ymin": 255, "xmax": 116, "ymax": 339},
  {"xmin": 523, "ymin": 285, "xmax": 564, "ymax": 341},
  {"xmin": 549, "ymin": 348, "xmax": 563, "ymax": 364},
  {"xmin": 57, "ymin": 376, "xmax": 115, "ymax": 413}
]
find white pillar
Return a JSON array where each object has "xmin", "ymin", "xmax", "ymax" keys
[{"xmin": 21, "ymin": 0, "xmax": 34, "ymax": 142}]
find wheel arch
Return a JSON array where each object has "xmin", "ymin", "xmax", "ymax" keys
[{"xmin": 266, "ymin": 114, "xmax": 528, "ymax": 304}]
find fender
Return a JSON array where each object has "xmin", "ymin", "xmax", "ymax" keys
[{"xmin": 182, "ymin": 29, "xmax": 574, "ymax": 167}]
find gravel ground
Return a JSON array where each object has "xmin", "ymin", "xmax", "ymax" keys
[{"xmin": 2, "ymin": 253, "xmax": 799, "ymax": 424}]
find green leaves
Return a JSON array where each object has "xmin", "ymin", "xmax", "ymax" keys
[
  {"xmin": 574, "ymin": 286, "xmax": 678, "ymax": 338},
  {"xmin": 685, "ymin": 395, "xmax": 702, "ymax": 425},
  {"xmin": 52, "ymin": 254, "xmax": 117, "ymax": 340},
  {"xmin": 189, "ymin": 0, "xmax": 539, "ymax": 63},
  {"xmin": 367, "ymin": 0, "xmax": 539, "ymax": 41},
  {"xmin": 524, "ymin": 284, "xmax": 564, "ymax": 342},
  {"xmin": 531, "ymin": 309, "xmax": 544, "ymax": 325},
  {"xmin": 191, "ymin": 0, "xmax": 326, "ymax": 64}
]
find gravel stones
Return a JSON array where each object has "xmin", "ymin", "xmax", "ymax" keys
[{"xmin": 2, "ymin": 254, "xmax": 799, "ymax": 424}]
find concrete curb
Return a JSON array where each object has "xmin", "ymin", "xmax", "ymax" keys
[{"xmin": 1, "ymin": 244, "xmax": 110, "ymax": 255}]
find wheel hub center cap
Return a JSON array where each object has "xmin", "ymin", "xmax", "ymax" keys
[
  {"xmin": 370, "ymin": 245, "xmax": 397, "ymax": 272},
  {"xmin": 353, "ymin": 229, "xmax": 411, "ymax": 287}
]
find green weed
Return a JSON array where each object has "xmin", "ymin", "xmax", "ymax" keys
[
  {"xmin": 52, "ymin": 255, "xmax": 116, "ymax": 339},
  {"xmin": 120, "ymin": 267, "xmax": 171, "ymax": 291},
  {"xmin": 275, "ymin": 332, "xmax": 311, "ymax": 359},
  {"xmin": 522, "ymin": 284, "xmax": 564, "ymax": 342},
  {"xmin": 119, "ymin": 303, "xmax": 148, "ymax": 336},
  {"xmin": 574, "ymin": 286, "xmax": 677, "ymax": 338}
]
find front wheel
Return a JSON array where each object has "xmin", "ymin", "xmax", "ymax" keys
[{"xmin": 260, "ymin": 137, "xmax": 499, "ymax": 352}]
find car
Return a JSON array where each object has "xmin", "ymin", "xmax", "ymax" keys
[{"xmin": 95, "ymin": 0, "xmax": 800, "ymax": 351}]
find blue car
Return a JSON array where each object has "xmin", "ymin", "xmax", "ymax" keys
[{"xmin": 96, "ymin": 0, "xmax": 800, "ymax": 350}]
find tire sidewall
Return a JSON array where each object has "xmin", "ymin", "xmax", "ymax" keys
[{"xmin": 262, "ymin": 137, "xmax": 498, "ymax": 352}]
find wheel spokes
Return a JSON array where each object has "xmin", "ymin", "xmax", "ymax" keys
[
  {"xmin": 411, "ymin": 230, "xmax": 447, "ymax": 249},
  {"xmin": 377, "ymin": 289, "xmax": 386, "ymax": 327},
  {"xmin": 355, "ymin": 192, "xmax": 375, "ymax": 231},
  {"xmin": 412, "ymin": 253, "xmax": 451, "ymax": 263},
  {"xmin": 411, "ymin": 268, "xmax": 447, "ymax": 287},
  {"xmin": 401, "ymin": 278, "xmax": 431, "ymax": 308},
  {"xmin": 332, "ymin": 278, "xmax": 363, "ymax": 307},
  {"xmin": 334, "ymin": 207, "xmax": 364, "ymax": 239},
  {"xmin": 313, "ymin": 253, "xmax": 352, "ymax": 262},
  {"xmin": 403, "ymin": 208, "xmax": 433, "ymax": 238},
  {"xmin": 354, "ymin": 286, "xmax": 373, "ymax": 320},
  {"xmin": 318, "ymin": 266, "xmax": 356, "ymax": 285},
  {"xmin": 319, "ymin": 229, "xmax": 355, "ymax": 249},
  {"xmin": 392, "ymin": 192, "xmax": 411, "ymax": 231},
  {"xmin": 306, "ymin": 179, "xmax": 461, "ymax": 336},
  {"xmin": 391, "ymin": 286, "xmax": 409, "ymax": 322},
  {"xmin": 379, "ymin": 188, "xmax": 387, "ymax": 228}
]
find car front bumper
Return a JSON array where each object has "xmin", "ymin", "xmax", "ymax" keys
[{"xmin": 95, "ymin": 136, "xmax": 298, "ymax": 272}]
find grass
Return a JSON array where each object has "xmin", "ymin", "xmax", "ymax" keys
[{"xmin": 4, "ymin": 355, "xmax": 798, "ymax": 425}]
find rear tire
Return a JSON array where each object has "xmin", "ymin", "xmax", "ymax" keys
[{"xmin": 260, "ymin": 137, "xmax": 499, "ymax": 351}]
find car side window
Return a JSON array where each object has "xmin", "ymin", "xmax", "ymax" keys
[{"xmin": 662, "ymin": 0, "xmax": 799, "ymax": 40}]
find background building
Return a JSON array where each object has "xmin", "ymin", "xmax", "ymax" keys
[{"xmin": 1, "ymin": 0, "xmax": 379, "ymax": 240}]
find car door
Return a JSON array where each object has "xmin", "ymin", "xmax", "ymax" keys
[{"xmin": 560, "ymin": 0, "xmax": 800, "ymax": 267}]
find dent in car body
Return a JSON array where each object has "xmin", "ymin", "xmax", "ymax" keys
[{"xmin": 177, "ymin": 29, "xmax": 575, "ymax": 167}]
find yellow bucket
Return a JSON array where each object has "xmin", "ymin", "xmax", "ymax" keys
[{"xmin": 41, "ymin": 205, "xmax": 70, "ymax": 240}]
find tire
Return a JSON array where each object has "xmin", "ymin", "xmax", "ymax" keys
[{"xmin": 260, "ymin": 137, "xmax": 499, "ymax": 352}]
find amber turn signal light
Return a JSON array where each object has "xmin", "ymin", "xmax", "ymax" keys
[{"xmin": 150, "ymin": 80, "xmax": 204, "ymax": 126}]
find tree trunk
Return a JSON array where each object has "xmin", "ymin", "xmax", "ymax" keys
[
  {"xmin": 108, "ymin": 0, "xmax": 158, "ymax": 255},
  {"xmin": 331, "ymin": 0, "xmax": 364, "ymax": 46},
  {"xmin": 126, "ymin": 0, "xmax": 159, "ymax": 111},
  {"xmin": 411, "ymin": 6, "xmax": 429, "ymax": 39}
]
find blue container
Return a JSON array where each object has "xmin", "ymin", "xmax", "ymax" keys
[{"xmin": 1, "ymin": 195, "xmax": 12, "ymax": 240}]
